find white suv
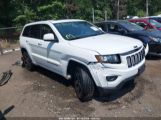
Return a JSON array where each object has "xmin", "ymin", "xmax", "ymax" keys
[{"xmin": 20, "ymin": 19, "xmax": 146, "ymax": 101}]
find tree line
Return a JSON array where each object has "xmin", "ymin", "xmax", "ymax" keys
[{"xmin": 0, "ymin": 0, "xmax": 161, "ymax": 27}]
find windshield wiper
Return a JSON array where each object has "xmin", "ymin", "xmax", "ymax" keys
[
  {"xmin": 69, "ymin": 36, "xmax": 86, "ymax": 40},
  {"xmin": 70, "ymin": 33, "xmax": 105, "ymax": 40}
]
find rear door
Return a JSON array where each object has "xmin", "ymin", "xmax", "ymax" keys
[{"xmin": 27, "ymin": 24, "xmax": 47, "ymax": 65}]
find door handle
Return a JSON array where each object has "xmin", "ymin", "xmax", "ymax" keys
[{"xmin": 38, "ymin": 43, "xmax": 42, "ymax": 46}]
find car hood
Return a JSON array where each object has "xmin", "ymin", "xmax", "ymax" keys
[
  {"xmin": 68, "ymin": 34, "xmax": 142, "ymax": 55},
  {"xmin": 129, "ymin": 29, "xmax": 161, "ymax": 38}
]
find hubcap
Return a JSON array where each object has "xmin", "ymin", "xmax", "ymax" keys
[
  {"xmin": 23, "ymin": 53, "xmax": 30, "ymax": 67},
  {"xmin": 23, "ymin": 54, "xmax": 27, "ymax": 65},
  {"xmin": 75, "ymin": 71, "xmax": 82, "ymax": 97}
]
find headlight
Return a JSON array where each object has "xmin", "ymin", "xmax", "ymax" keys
[
  {"xmin": 149, "ymin": 36, "xmax": 161, "ymax": 43},
  {"xmin": 95, "ymin": 55, "xmax": 121, "ymax": 64}
]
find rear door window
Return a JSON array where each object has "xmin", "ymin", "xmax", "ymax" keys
[
  {"xmin": 96, "ymin": 23, "xmax": 107, "ymax": 32},
  {"xmin": 30, "ymin": 25, "xmax": 41, "ymax": 39},
  {"xmin": 107, "ymin": 24, "xmax": 120, "ymax": 33},
  {"xmin": 135, "ymin": 22, "xmax": 148, "ymax": 28}
]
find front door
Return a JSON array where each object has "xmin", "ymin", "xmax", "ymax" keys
[{"xmin": 40, "ymin": 24, "xmax": 63, "ymax": 74}]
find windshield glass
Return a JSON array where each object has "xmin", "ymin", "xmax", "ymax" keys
[
  {"xmin": 54, "ymin": 21, "xmax": 104, "ymax": 40},
  {"xmin": 149, "ymin": 19, "xmax": 161, "ymax": 28},
  {"xmin": 119, "ymin": 21, "xmax": 144, "ymax": 31}
]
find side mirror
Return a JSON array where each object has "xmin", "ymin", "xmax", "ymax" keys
[{"xmin": 43, "ymin": 33, "xmax": 55, "ymax": 41}]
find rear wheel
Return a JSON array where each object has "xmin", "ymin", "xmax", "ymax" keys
[
  {"xmin": 22, "ymin": 51, "xmax": 34, "ymax": 71},
  {"xmin": 73, "ymin": 66, "xmax": 95, "ymax": 102}
]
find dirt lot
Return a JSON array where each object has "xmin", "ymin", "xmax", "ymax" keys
[{"xmin": 0, "ymin": 51, "xmax": 161, "ymax": 118}]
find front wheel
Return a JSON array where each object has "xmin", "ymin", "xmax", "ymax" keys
[
  {"xmin": 74, "ymin": 66, "xmax": 95, "ymax": 102},
  {"xmin": 22, "ymin": 51, "xmax": 34, "ymax": 71}
]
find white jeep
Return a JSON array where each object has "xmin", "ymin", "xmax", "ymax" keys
[{"xmin": 20, "ymin": 19, "xmax": 146, "ymax": 101}]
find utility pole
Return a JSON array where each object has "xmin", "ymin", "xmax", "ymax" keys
[
  {"xmin": 146, "ymin": 0, "xmax": 149, "ymax": 16},
  {"xmin": 92, "ymin": 8, "xmax": 95, "ymax": 23},
  {"xmin": 105, "ymin": 10, "xmax": 107, "ymax": 21},
  {"xmin": 117, "ymin": 0, "xmax": 120, "ymax": 20},
  {"xmin": 0, "ymin": 40, "xmax": 3, "ymax": 55}
]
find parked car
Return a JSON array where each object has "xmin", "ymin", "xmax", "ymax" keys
[
  {"xmin": 95, "ymin": 20, "xmax": 161, "ymax": 56},
  {"xmin": 20, "ymin": 19, "xmax": 145, "ymax": 101},
  {"xmin": 129, "ymin": 18, "xmax": 161, "ymax": 31},
  {"xmin": 148, "ymin": 16, "xmax": 161, "ymax": 24}
]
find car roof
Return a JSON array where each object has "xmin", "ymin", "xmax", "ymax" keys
[
  {"xmin": 24, "ymin": 19, "xmax": 85, "ymax": 27},
  {"xmin": 148, "ymin": 16, "xmax": 161, "ymax": 18},
  {"xmin": 148, "ymin": 16, "xmax": 161, "ymax": 19},
  {"xmin": 129, "ymin": 18, "xmax": 149, "ymax": 21},
  {"xmin": 95, "ymin": 20, "xmax": 129, "ymax": 24},
  {"xmin": 50, "ymin": 19, "xmax": 85, "ymax": 24}
]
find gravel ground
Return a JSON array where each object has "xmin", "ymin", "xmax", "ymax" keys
[{"xmin": 0, "ymin": 51, "xmax": 161, "ymax": 118}]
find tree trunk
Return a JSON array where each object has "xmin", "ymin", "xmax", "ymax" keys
[{"xmin": 0, "ymin": 41, "xmax": 3, "ymax": 54}]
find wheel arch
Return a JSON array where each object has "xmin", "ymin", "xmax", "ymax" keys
[
  {"xmin": 66, "ymin": 59, "xmax": 99, "ymax": 99},
  {"xmin": 21, "ymin": 47, "xmax": 27, "ymax": 53},
  {"xmin": 66, "ymin": 59, "xmax": 97, "ymax": 86},
  {"xmin": 66, "ymin": 59, "xmax": 91, "ymax": 79},
  {"xmin": 21, "ymin": 47, "xmax": 36, "ymax": 64}
]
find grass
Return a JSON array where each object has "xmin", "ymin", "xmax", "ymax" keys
[{"xmin": 0, "ymin": 39, "xmax": 20, "ymax": 50}]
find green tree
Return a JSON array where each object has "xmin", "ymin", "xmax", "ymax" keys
[
  {"xmin": 0, "ymin": 0, "xmax": 15, "ymax": 27},
  {"xmin": 111, "ymin": 0, "xmax": 127, "ymax": 19},
  {"xmin": 38, "ymin": 1, "xmax": 66, "ymax": 20},
  {"xmin": 14, "ymin": 6, "xmax": 36, "ymax": 26},
  {"xmin": 137, "ymin": 10, "xmax": 145, "ymax": 17},
  {"xmin": 1, "ymin": 0, "xmax": 161, "ymax": 27}
]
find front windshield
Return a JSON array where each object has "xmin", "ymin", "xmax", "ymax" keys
[
  {"xmin": 54, "ymin": 21, "xmax": 104, "ymax": 40},
  {"xmin": 149, "ymin": 19, "xmax": 161, "ymax": 28},
  {"xmin": 119, "ymin": 21, "xmax": 144, "ymax": 31}
]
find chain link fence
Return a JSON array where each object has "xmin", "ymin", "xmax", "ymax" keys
[{"xmin": 0, "ymin": 27, "xmax": 22, "ymax": 54}]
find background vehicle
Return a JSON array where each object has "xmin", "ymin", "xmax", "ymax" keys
[
  {"xmin": 20, "ymin": 19, "xmax": 145, "ymax": 102},
  {"xmin": 148, "ymin": 16, "xmax": 161, "ymax": 24},
  {"xmin": 129, "ymin": 18, "xmax": 161, "ymax": 31},
  {"xmin": 95, "ymin": 20, "xmax": 161, "ymax": 56}
]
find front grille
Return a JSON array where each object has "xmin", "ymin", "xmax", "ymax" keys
[{"xmin": 126, "ymin": 48, "xmax": 145, "ymax": 68}]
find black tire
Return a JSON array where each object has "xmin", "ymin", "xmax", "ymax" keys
[
  {"xmin": 73, "ymin": 66, "xmax": 95, "ymax": 102},
  {"xmin": 22, "ymin": 51, "xmax": 34, "ymax": 71}
]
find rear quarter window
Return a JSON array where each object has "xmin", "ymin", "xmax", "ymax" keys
[
  {"xmin": 22, "ymin": 26, "xmax": 31, "ymax": 37},
  {"xmin": 136, "ymin": 22, "xmax": 148, "ymax": 28},
  {"xmin": 96, "ymin": 23, "xmax": 107, "ymax": 32}
]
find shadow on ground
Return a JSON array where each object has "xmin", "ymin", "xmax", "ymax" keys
[
  {"xmin": 94, "ymin": 81, "xmax": 136, "ymax": 102},
  {"xmin": 0, "ymin": 105, "xmax": 15, "ymax": 120},
  {"xmin": 33, "ymin": 66, "xmax": 138, "ymax": 103},
  {"xmin": 146, "ymin": 55, "xmax": 161, "ymax": 60},
  {"xmin": 34, "ymin": 66, "xmax": 72, "ymax": 87}
]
